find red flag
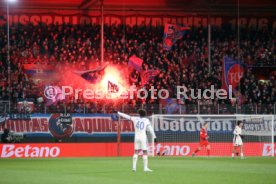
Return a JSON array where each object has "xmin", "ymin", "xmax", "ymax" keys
[
  {"xmin": 222, "ymin": 57, "xmax": 246, "ymax": 93},
  {"xmin": 128, "ymin": 55, "xmax": 143, "ymax": 71},
  {"xmin": 163, "ymin": 23, "xmax": 191, "ymax": 50},
  {"xmin": 140, "ymin": 70, "xmax": 160, "ymax": 86}
]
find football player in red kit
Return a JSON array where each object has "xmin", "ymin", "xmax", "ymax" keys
[{"xmin": 192, "ymin": 122, "xmax": 211, "ymax": 157}]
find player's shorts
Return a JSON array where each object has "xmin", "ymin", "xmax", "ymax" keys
[
  {"xmin": 200, "ymin": 141, "xmax": 209, "ymax": 146},
  {"xmin": 134, "ymin": 138, "xmax": 147, "ymax": 150},
  {"xmin": 233, "ymin": 136, "xmax": 243, "ymax": 146}
]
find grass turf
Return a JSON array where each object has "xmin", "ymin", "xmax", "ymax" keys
[{"xmin": 0, "ymin": 157, "xmax": 275, "ymax": 184}]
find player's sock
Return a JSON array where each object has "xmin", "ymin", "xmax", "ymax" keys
[
  {"xmin": 132, "ymin": 154, "xmax": 138, "ymax": 171},
  {"xmin": 194, "ymin": 149, "xmax": 200, "ymax": 154},
  {"xmin": 241, "ymin": 153, "xmax": 244, "ymax": 158},
  {"xmin": 207, "ymin": 149, "xmax": 210, "ymax": 157},
  {"xmin": 143, "ymin": 155, "xmax": 148, "ymax": 171},
  {"xmin": 231, "ymin": 153, "xmax": 234, "ymax": 157}
]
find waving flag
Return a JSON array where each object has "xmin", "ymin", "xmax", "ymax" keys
[
  {"xmin": 73, "ymin": 63, "xmax": 108, "ymax": 83},
  {"xmin": 163, "ymin": 23, "xmax": 191, "ymax": 50},
  {"xmin": 140, "ymin": 70, "xmax": 160, "ymax": 86},
  {"xmin": 222, "ymin": 57, "xmax": 247, "ymax": 104},
  {"xmin": 23, "ymin": 64, "xmax": 56, "ymax": 81},
  {"xmin": 108, "ymin": 81, "xmax": 119, "ymax": 93},
  {"xmin": 128, "ymin": 55, "xmax": 143, "ymax": 71},
  {"xmin": 17, "ymin": 99, "xmax": 34, "ymax": 113}
]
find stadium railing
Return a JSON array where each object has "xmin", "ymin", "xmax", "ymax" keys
[{"xmin": 0, "ymin": 101, "xmax": 275, "ymax": 115}]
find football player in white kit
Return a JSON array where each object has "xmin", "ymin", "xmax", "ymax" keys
[
  {"xmin": 232, "ymin": 120, "xmax": 244, "ymax": 159},
  {"xmin": 117, "ymin": 109, "xmax": 156, "ymax": 172}
]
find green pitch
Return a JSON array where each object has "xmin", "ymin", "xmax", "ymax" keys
[{"xmin": 0, "ymin": 157, "xmax": 275, "ymax": 184}]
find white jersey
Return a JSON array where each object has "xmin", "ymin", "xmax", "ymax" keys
[
  {"xmin": 118, "ymin": 112, "xmax": 156, "ymax": 150},
  {"xmin": 234, "ymin": 126, "xmax": 242, "ymax": 136},
  {"xmin": 118, "ymin": 112, "xmax": 156, "ymax": 140},
  {"xmin": 233, "ymin": 126, "xmax": 243, "ymax": 146}
]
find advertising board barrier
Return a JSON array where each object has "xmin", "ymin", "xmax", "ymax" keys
[{"xmin": 1, "ymin": 143, "xmax": 275, "ymax": 158}]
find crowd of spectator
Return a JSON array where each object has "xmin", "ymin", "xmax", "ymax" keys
[{"xmin": 0, "ymin": 23, "xmax": 275, "ymax": 114}]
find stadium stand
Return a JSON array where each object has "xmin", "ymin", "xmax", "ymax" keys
[{"xmin": 0, "ymin": 23, "xmax": 275, "ymax": 114}]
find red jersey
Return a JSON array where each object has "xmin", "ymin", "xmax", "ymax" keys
[{"xmin": 200, "ymin": 127, "xmax": 209, "ymax": 145}]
